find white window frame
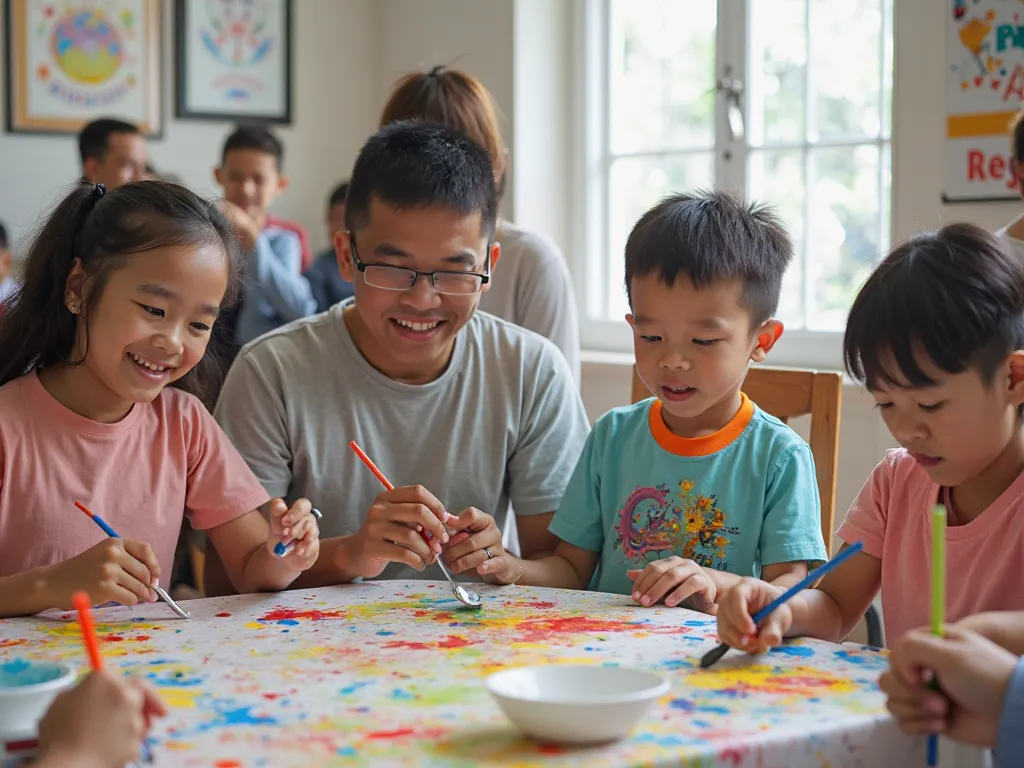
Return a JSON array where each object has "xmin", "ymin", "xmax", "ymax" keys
[{"xmin": 570, "ymin": 0, "xmax": 892, "ymax": 372}]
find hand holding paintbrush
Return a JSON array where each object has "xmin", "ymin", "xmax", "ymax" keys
[
  {"xmin": 33, "ymin": 593, "xmax": 167, "ymax": 768},
  {"xmin": 40, "ymin": 503, "xmax": 163, "ymax": 610}
]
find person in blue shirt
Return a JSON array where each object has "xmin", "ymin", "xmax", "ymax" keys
[
  {"xmin": 503, "ymin": 190, "xmax": 827, "ymax": 610},
  {"xmin": 304, "ymin": 180, "xmax": 355, "ymax": 313},
  {"xmin": 215, "ymin": 125, "xmax": 316, "ymax": 349},
  {"xmin": 881, "ymin": 613, "xmax": 1024, "ymax": 767}
]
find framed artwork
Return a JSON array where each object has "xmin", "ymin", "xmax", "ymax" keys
[
  {"xmin": 174, "ymin": 0, "xmax": 292, "ymax": 124},
  {"xmin": 4, "ymin": 0, "xmax": 162, "ymax": 135}
]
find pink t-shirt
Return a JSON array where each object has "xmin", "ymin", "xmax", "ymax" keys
[
  {"xmin": 0, "ymin": 371, "xmax": 270, "ymax": 583},
  {"xmin": 837, "ymin": 448, "xmax": 1024, "ymax": 643}
]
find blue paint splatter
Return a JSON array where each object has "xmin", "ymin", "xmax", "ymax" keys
[
  {"xmin": 376, "ymin": 630, "xmax": 395, "ymax": 636},
  {"xmin": 660, "ymin": 658, "xmax": 694, "ymax": 670},
  {"xmin": 273, "ymin": 619, "xmax": 299, "ymax": 626},
  {"xmin": 683, "ymin": 620, "xmax": 715, "ymax": 627},
  {"xmin": 390, "ymin": 688, "xmax": 415, "ymax": 700},
  {"xmin": 669, "ymin": 697, "xmax": 730, "ymax": 715},
  {"xmin": 339, "ymin": 681, "xmax": 372, "ymax": 696},
  {"xmin": 337, "ymin": 746, "xmax": 357, "ymax": 756},
  {"xmin": 146, "ymin": 672, "xmax": 203, "ymax": 687},
  {"xmin": 194, "ymin": 704, "xmax": 278, "ymax": 732},
  {"xmin": 769, "ymin": 645, "xmax": 814, "ymax": 658},
  {"xmin": 834, "ymin": 649, "xmax": 886, "ymax": 668}
]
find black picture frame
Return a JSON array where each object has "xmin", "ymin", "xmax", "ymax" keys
[{"xmin": 174, "ymin": 0, "xmax": 292, "ymax": 124}]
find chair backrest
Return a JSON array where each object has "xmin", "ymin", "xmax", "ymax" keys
[{"xmin": 631, "ymin": 365, "xmax": 842, "ymax": 555}]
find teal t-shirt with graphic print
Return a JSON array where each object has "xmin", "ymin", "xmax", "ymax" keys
[{"xmin": 549, "ymin": 394, "xmax": 828, "ymax": 596}]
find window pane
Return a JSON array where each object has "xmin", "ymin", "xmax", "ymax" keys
[
  {"xmin": 748, "ymin": 149, "xmax": 806, "ymax": 327},
  {"xmin": 748, "ymin": 0, "xmax": 806, "ymax": 147},
  {"xmin": 809, "ymin": 0, "xmax": 884, "ymax": 140},
  {"xmin": 609, "ymin": 0, "xmax": 716, "ymax": 154},
  {"xmin": 605, "ymin": 153, "xmax": 715, "ymax": 320},
  {"xmin": 806, "ymin": 145, "xmax": 887, "ymax": 331}
]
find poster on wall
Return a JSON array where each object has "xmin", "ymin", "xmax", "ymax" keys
[
  {"xmin": 945, "ymin": 0, "xmax": 1024, "ymax": 202},
  {"xmin": 4, "ymin": 0, "xmax": 162, "ymax": 135},
  {"xmin": 174, "ymin": 0, "xmax": 292, "ymax": 124}
]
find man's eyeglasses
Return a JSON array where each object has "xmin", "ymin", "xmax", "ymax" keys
[{"xmin": 348, "ymin": 234, "xmax": 490, "ymax": 296}]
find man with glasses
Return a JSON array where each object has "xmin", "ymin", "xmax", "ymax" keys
[{"xmin": 205, "ymin": 122, "xmax": 590, "ymax": 592}]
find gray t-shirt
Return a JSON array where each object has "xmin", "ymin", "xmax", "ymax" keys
[
  {"xmin": 479, "ymin": 220, "xmax": 581, "ymax": 385},
  {"xmin": 213, "ymin": 302, "xmax": 591, "ymax": 581}
]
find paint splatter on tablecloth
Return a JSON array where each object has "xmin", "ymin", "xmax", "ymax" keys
[{"xmin": 0, "ymin": 581, "xmax": 917, "ymax": 767}]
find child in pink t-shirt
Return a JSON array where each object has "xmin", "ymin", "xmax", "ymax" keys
[
  {"xmin": 0, "ymin": 180, "xmax": 320, "ymax": 618},
  {"xmin": 716, "ymin": 223, "xmax": 1024, "ymax": 651}
]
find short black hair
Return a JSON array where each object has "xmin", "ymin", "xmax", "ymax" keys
[
  {"xmin": 221, "ymin": 125, "xmax": 284, "ymax": 170},
  {"xmin": 345, "ymin": 121, "xmax": 497, "ymax": 238},
  {"xmin": 0, "ymin": 221, "xmax": 7, "ymax": 251},
  {"xmin": 624, "ymin": 190, "xmax": 792, "ymax": 327},
  {"xmin": 78, "ymin": 118, "xmax": 139, "ymax": 165},
  {"xmin": 845, "ymin": 223, "xmax": 1024, "ymax": 389},
  {"xmin": 328, "ymin": 181, "xmax": 349, "ymax": 210}
]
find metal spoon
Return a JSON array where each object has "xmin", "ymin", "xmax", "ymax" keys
[
  {"xmin": 435, "ymin": 554, "xmax": 482, "ymax": 608},
  {"xmin": 348, "ymin": 441, "xmax": 483, "ymax": 609},
  {"xmin": 151, "ymin": 584, "xmax": 191, "ymax": 619}
]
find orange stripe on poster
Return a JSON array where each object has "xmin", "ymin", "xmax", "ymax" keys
[{"xmin": 947, "ymin": 111, "xmax": 1018, "ymax": 138}]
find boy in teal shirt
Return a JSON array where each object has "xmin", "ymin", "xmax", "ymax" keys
[{"xmin": 510, "ymin": 191, "xmax": 827, "ymax": 610}]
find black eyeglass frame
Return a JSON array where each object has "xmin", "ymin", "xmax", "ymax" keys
[{"xmin": 347, "ymin": 232, "xmax": 492, "ymax": 295}]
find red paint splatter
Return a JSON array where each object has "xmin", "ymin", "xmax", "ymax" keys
[
  {"xmin": 993, "ymin": 80, "xmax": 1003, "ymax": 89},
  {"xmin": 259, "ymin": 608, "xmax": 346, "ymax": 622},
  {"xmin": 214, "ymin": 761, "xmax": 242, "ymax": 768},
  {"xmin": 975, "ymin": 75, "xmax": 985, "ymax": 86},
  {"xmin": 383, "ymin": 640, "xmax": 430, "ymax": 650},
  {"xmin": 539, "ymin": 744, "xmax": 566, "ymax": 754},
  {"xmin": 413, "ymin": 610, "xmax": 430, "ymax": 618},
  {"xmin": 0, "ymin": 638, "xmax": 26, "ymax": 648},
  {"xmin": 366, "ymin": 728, "xmax": 416, "ymax": 740},
  {"xmin": 215, "ymin": 612, "xmax": 232, "ymax": 617},
  {"xmin": 262, "ymin": 692, "xmax": 284, "ymax": 701},
  {"xmin": 102, "ymin": 635, "xmax": 124, "ymax": 642},
  {"xmin": 436, "ymin": 635, "xmax": 476, "ymax": 649},
  {"xmin": 515, "ymin": 616, "xmax": 647, "ymax": 640},
  {"xmin": 134, "ymin": 635, "xmax": 150, "ymax": 642},
  {"xmin": 527, "ymin": 601, "xmax": 556, "ymax": 609}
]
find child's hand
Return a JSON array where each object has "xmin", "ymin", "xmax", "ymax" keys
[
  {"xmin": 47, "ymin": 539, "xmax": 160, "ymax": 609},
  {"xmin": 879, "ymin": 625, "xmax": 1015, "ymax": 748},
  {"xmin": 267, "ymin": 498, "xmax": 320, "ymax": 570},
  {"xmin": 36, "ymin": 669, "xmax": 167, "ymax": 768},
  {"xmin": 627, "ymin": 557, "xmax": 716, "ymax": 610},
  {"xmin": 219, "ymin": 200, "xmax": 260, "ymax": 250},
  {"xmin": 716, "ymin": 577, "xmax": 790, "ymax": 653}
]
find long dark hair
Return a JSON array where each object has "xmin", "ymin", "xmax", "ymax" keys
[{"xmin": 0, "ymin": 181, "xmax": 241, "ymax": 408}]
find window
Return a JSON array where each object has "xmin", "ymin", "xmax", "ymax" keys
[{"xmin": 577, "ymin": 0, "xmax": 893, "ymax": 368}]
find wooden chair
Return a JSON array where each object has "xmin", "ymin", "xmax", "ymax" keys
[
  {"xmin": 631, "ymin": 365, "xmax": 841, "ymax": 555},
  {"xmin": 631, "ymin": 365, "xmax": 884, "ymax": 647}
]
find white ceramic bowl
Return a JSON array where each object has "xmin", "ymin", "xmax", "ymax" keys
[
  {"xmin": 485, "ymin": 664, "xmax": 670, "ymax": 745},
  {"xmin": 0, "ymin": 659, "xmax": 76, "ymax": 735}
]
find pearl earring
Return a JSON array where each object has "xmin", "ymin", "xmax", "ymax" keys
[{"xmin": 68, "ymin": 302, "xmax": 79, "ymax": 314}]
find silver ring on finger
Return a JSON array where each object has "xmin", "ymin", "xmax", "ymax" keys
[{"xmin": 484, "ymin": 547, "xmax": 494, "ymax": 559}]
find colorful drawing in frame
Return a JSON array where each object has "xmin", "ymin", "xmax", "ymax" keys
[
  {"xmin": 174, "ymin": 0, "xmax": 292, "ymax": 124},
  {"xmin": 3, "ymin": 0, "xmax": 162, "ymax": 136}
]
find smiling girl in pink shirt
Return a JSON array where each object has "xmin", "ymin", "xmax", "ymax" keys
[
  {"xmin": 717, "ymin": 223, "xmax": 1024, "ymax": 650},
  {"xmin": 0, "ymin": 181, "xmax": 319, "ymax": 617}
]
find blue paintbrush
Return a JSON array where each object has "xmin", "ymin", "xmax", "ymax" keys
[{"xmin": 700, "ymin": 541, "xmax": 864, "ymax": 668}]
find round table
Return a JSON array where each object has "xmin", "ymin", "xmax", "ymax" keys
[{"xmin": 0, "ymin": 581, "xmax": 916, "ymax": 767}]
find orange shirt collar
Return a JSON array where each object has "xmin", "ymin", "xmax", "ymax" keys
[{"xmin": 648, "ymin": 393, "xmax": 754, "ymax": 457}]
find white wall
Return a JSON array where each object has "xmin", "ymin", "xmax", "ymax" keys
[
  {"xmin": 0, "ymin": 0, "xmax": 377, "ymax": 256},
  {"xmin": 372, "ymin": 0, "xmax": 516, "ymax": 217}
]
